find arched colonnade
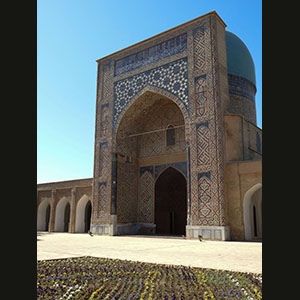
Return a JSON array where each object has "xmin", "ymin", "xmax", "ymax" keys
[{"xmin": 37, "ymin": 180, "xmax": 93, "ymax": 233}]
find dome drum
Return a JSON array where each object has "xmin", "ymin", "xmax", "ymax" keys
[{"xmin": 228, "ymin": 73, "xmax": 256, "ymax": 103}]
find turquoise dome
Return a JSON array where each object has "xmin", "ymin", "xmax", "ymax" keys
[{"xmin": 225, "ymin": 31, "xmax": 256, "ymax": 86}]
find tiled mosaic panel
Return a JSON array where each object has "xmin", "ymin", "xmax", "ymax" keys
[
  {"xmin": 196, "ymin": 122, "xmax": 210, "ymax": 167},
  {"xmin": 115, "ymin": 33, "xmax": 187, "ymax": 76},
  {"xmin": 99, "ymin": 104, "xmax": 110, "ymax": 138},
  {"xmin": 99, "ymin": 142, "xmax": 110, "ymax": 178},
  {"xmin": 193, "ymin": 25, "xmax": 206, "ymax": 72},
  {"xmin": 198, "ymin": 172, "xmax": 211, "ymax": 225},
  {"xmin": 115, "ymin": 93, "xmax": 186, "ymax": 159},
  {"xmin": 138, "ymin": 170, "xmax": 154, "ymax": 223},
  {"xmin": 192, "ymin": 18, "xmax": 211, "ymax": 75},
  {"xmin": 194, "ymin": 75, "xmax": 209, "ymax": 119},
  {"xmin": 190, "ymin": 16, "xmax": 225, "ymax": 226},
  {"xmin": 154, "ymin": 162, "xmax": 187, "ymax": 179},
  {"xmin": 209, "ymin": 16, "xmax": 225, "ymax": 226},
  {"xmin": 138, "ymin": 98, "xmax": 186, "ymax": 158},
  {"xmin": 113, "ymin": 57, "xmax": 189, "ymax": 129},
  {"xmin": 101, "ymin": 61, "xmax": 112, "ymax": 102},
  {"xmin": 97, "ymin": 182, "xmax": 107, "ymax": 218},
  {"xmin": 117, "ymin": 162, "xmax": 137, "ymax": 223}
]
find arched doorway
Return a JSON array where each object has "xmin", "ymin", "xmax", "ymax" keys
[
  {"xmin": 243, "ymin": 183, "xmax": 262, "ymax": 240},
  {"xmin": 75, "ymin": 195, "xmax": 92, "ymax": 233},
  {"xmin": 84, "ymin": 201, "xmax": 92, "ymax": 232},
  {"xmin": 155, "ymin": 167, "xmax": 187, "ymax": 235},
  {"xmin": 45, "ymin": 204, "xmax": 50, "ymax": 231},
  {"xmin": 64, "ymin": 203, "xmax": 70, "ymax": 232},
  {"xmin": 54, "ymin": 197, "xmax": 70, "ymax": 232},
  {"xmin": 37, "ymin": 200, "xmax": 51, "ymax": 231}
]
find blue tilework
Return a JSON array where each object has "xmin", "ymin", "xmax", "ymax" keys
[
  {"xmin": 113, "ymin": 57, "xmax": 189, "ymax": 129},
  {"xmin": 196, "ymin": 121, "xmax": 209, "ymax": 130},
  {"xmin": 140, "ymin": 166, "xmax": 154, "ymax": 177},
  {"xmin": 198, "ymin": 172, "xmax": 211, "ymax": 181},
  {"xmin": 154, "ymin": 161, "xmax": 187, "ymax": 178},
  {"xmin": 98, "ymin": 182, "xmax": 107, "ymax": 189},
  {"xmin": 114, "ymin": 33, "xmax": 187, "ymax": 76},
  {"xmin": 228, "ymin": 73, "xmax": 256, "ymax": 102},
  {"xmin": 100, "ymin": 141, "xmax": 108, "ymax": 147},
  {"xmin": 101, "ymin": 103, "xmax": 109, "ymax": 109}
]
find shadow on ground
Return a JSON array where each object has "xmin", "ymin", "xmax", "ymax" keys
[{"xmin": 37, "ymin": 231, "xmax": 53, "ymax": 241}]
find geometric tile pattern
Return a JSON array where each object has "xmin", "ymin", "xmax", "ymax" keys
[
  {"xmin": 196, "ymin": 122, "xmax": 210, "ymax": 166},
  {"xmin": 190, "ymin": 17, "xmax": 226, "ymax": 226},
  {"xmin": 193, "ymin": 25, "xmax": 206, "ymax": 71},
  {"xmin": 100, "ymin": 104, "xmax": 110, "ymax": 138},
  {"xmin": 137, "ymin": 97, "xmax": 186, "ymax": 158},
  {"xmin": 117, "ymin": 162, "xmax": 137, "ymax": 223},
  {"xmin": 195, "ymin": 75, "xmax": 208, "ymax": 118},
  {"xmin": 114, "ymin": 33, "xmax": 187, "ymax": 76},
  {"xmin": 198, "ymin": 172, "xmax": 211, "ymax": 225},
  {"xmin": 138, "ymin": 170, "xmax": 154, "ymax": 223},
  {"xmin": 154, "ymin": 162, "xmax": 187, "ymax": 179},
  {"xmin": 97, "ymin": 182, "xmax": 107, "ymax": 218},
  {"xmin": 99, "ymin": 142, "xmax": 109, "ymax": 178},
  {"xmin": 113, "ymin": 57, "xmax": 189, "ymax": 129}
]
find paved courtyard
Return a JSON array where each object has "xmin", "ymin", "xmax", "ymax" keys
[{"xmin": 37, "ymin": 232, "xmax": 262, "ymax": 274}]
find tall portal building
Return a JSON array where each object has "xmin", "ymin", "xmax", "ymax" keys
[{"xmin": 37, "ymin": 11, "xmax": 262, "ymax": 241}]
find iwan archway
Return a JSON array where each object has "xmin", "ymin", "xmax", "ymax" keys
[{"xmin": 113, "ymin": 90, "xmax": 188, "ymax": 235}]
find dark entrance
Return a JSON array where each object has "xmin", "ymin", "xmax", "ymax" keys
[
  {"xmin": 64, "ymin": 203, "xmax": 70, "ymax": 232},
  {"xmin": 45, "ymin": 204, "xmax": 50, "ymax": 232},
  {"xmin": 155, "ymin": 167, "xmax": 187, "ymax": 235},
  {"xmin": 84, "ymin": 201, "xmax": 92, "ymax": 232}
]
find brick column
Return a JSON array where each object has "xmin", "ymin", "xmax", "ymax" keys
[
  {"xmin": 186, "ymin": 141, "xmax": 191, "ymax": 226},
  {"xmin": 111, "ymin": 153, "xmax": 118, "ymax": 215},
  {"xmin": 49, "ymin": 189, "xmax": 56, "ymax": 232},
  {"xmin": 110, "ymin": 153, "xmax": 118, "ymax": 235},
  {"xmin": 69, "ymin": 187, "xmax": 76, "ymax": 233}
]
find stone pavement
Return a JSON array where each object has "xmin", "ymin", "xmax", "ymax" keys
[{"xmin": 37, "ymin": 232, "xmax": 262, "ymax": 274}]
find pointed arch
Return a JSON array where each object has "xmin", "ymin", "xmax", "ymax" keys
[
  {"xmin": 75, "ymin": 194, "xmax": 93, "ymax": 233},
  {"xmin": 155, "ymin": 166, "xmax": 187, "ymax": 235},
  {"xmin": 54, "ymin": 197, "xmax": 70, "ymax": 232},
  {"xmin": 243, "ymin": 183, "xmax": 262, "ymax": 240},
  {"xmin": 37, "ymin": 199, "xmax": 51, "ymax": 231},
  {"xmin": 155, "ymin": 165, "xmax": 187, "ymax": 183},
  {"xmin": 112, "ymin": 86, "xmax": 189, "ymax": 150}
]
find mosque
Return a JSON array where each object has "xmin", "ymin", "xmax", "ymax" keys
[{"xmin": 37, "ymin": 11, "xmax": 262, "ymax": 241}]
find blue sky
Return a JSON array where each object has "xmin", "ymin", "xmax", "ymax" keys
[{"xmin": 37, "ymin": 0, "xmax": 262, "ymax": 183}]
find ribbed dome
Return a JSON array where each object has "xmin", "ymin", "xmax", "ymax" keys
[{"xmin": 225, "ymin": 31, "xmax": 256, "ymax": 86}]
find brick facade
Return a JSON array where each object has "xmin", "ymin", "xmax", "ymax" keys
[{"xmin": 37, "ymin": 11, "xmax": 262, "ymax": 241}]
